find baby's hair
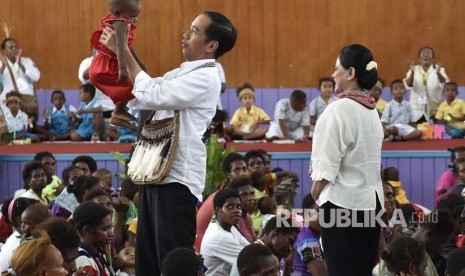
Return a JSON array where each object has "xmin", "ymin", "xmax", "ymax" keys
[
  {"xmin": 418, "ymin": 46, "xmax": 435, "ymax": 58},
  {"xmin": 93, "ymin": 168, "xmax": 113, "ymax": 181},
  {"xmin": 390, "ymin": 79, "xmax": 404, "ymax": 88},
  {"xmin": 61, "ymin": 165, "xmax": 83, "ymax": 187},
  {"xmin": 22, "ymin": 203, "xmax": 51, "ymax": 224},
  {"xmin": 290, "ymin": 89, "xmax": 307, "ymax": 101},
  {"xmin": 318, "ymin": 77, "xmax": 335, "ymax": 88},
  {"xmin": 380, "ymin": 236, "xmax": 425, "ymax": 274},
  {"xmin": 51, "ymin": 90, "xmax": 65, "ymax": 99},
  {"xmin": 383, "ymin": 167, "xmax": 399, "ymax": 181},
  {"xmin": 258, "ymin": 196, "xmax": 276, "ymax": 215},
  {"xmin": 73, "ymin": 201, "xmax": 112, "ymax": 232},
  {"xmin": 81, "ymin": 83, "xmax": 96, "ymax": 99},
  {"xmin": 236, "ymin": 83, "xmax": 255, "ymax": 97},
  {"xmin": 237, "ymin": 244, "xmax": 276, "ymax": 274},
  {"xmin": 121, "ymin": 179, "xmax": 138, "ymax": 201}
]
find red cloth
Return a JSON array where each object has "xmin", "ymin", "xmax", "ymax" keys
[
  {"xmin": 237, "ymin": 214, "xmax": 257, "ymax": 243},
  {"xmin": 0, "ymin": 216, "xmax": 13, "ymax": 243},
  {"xmin": 89, "ymin": 14, "xmax": 137, "ymax": 104},
  {"xmin": 337, "ymin": 90, "xmax": 376, "ymax": 110}
]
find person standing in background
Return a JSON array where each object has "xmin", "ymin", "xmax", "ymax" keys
[{"xmin": 404, "ymin": 46, "xmax": 449, "ymax": 123}]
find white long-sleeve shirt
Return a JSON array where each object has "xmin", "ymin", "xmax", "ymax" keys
[
  {"xmin": 201, "ymin": 221, "xmax": 250, "ymax": 276},
  {"xmin": 128, "ymin": 59, "xmax": 220, "ymax": 201},
  {"xmin": 0, "ymin": 57, "xmax": 40, "ymax": 97},
  {"xmin": 404, "ymin": 65, "xmax": 449, "ymax": 121},
  {"xmin": 311, "ymin": 98, "xmax": 384, "ymax": 210}
]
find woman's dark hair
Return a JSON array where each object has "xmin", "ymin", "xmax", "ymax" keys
[
  {"xmin": 380, "ymin": 236, "xmax": 425, "ymax": 274},
  {"xmin": 213, "ymin": 188, "xmax": 240, "ymax": 209},
  {"xmin": 4, "ymin": 198, "xmax": 38, "ymax": 227},
  {"xmin": 33, "ymin": 217, "xmax": 80, "ymax": 256},
  {"xmin": 73, "ymin": 201, "xmax": 112, "ymax": 232},
  {"xmin": 448, "ymin": 146, "xmax": 465, "ymax": 162},
  {"xmin": 71, "ymin": 155, "xmax": 97, "ymax": 173},
  {"xmin": 61, "ymin": 166, "xmax": 83, "ymax": 187},
  {"xmin": 203, "ymin": 11, "xmax": 237, "ymax": 59},
  {"xmin": 339, "ymin": 44, "xmax": 378, "ymax": 90},
  {"xmin": 67, "ymin": 175, "xmax": 101, "ymax": 203},
  {"xmin": 1, "ymin": 38, "xmax": 16, "ymax": 49},
  {"xmin": 22, "ymin": 161, "xmax": 46, "ymax": 190}
]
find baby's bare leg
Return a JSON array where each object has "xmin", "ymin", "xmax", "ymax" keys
[{"xmin": 110, "ymin": 104, "xmax": 137, "ymax": 130}]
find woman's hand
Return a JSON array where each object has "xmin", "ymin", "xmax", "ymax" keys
[{"xmin": 99, "ymin": 26, "xmax": 117, "ymax": 52}]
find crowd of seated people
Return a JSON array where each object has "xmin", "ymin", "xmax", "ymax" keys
[{"xmin": 0, "ymin": 147, "xmax": 464, "ymax": 276}]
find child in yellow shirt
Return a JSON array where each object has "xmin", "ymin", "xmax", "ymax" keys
[
  {"xmin": 434, "ymin": 82, "xmax": 465, "ymax": 138},
  {"xmin": 230, "ymin": 84, "xmax": 270, "ymax": 140},
  {"xmin": 370, "ymin": 80, "xmax": 387, "ymax": 117}
]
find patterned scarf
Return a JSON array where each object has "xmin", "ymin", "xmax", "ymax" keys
[{"xmin": 338, "ymin": 89, "xmax": 376, "ymax": 110}]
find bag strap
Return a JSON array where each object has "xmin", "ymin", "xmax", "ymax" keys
[
  {"xmin": 4, "ymin": 60, "xmax": 19, "ymax": 93},
  {"xmin": 144, "ymin": 61, "xmax": 217, "ymax": 121}
]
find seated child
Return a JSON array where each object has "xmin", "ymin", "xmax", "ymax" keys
[
  {"xmin": 451, "ymin": 158, "xmax": 465, "ymax": 196},
  {"xmin": 369, "ymin": 79, "xmax": 387, "ymax": 117},
  {"xmin": 105, "ymin": 108, "xmax": 138, "ymax": 142},
  {"xmin": 266, "ymin": 89, "xmax": 310, "ymax": 141},
  {"xmin": 70, "ymin": 83, "xmax": 104, "ymax": 141},
  {"xmin": 116, "ymin": 246, "xmax": 136, "ymax": 276},
  {"xmin": 42, "ymin": 89, "xmax": 77, "ymax": 140},
  {"xmin": 3, "ymin": 91, "xmax": 36, "ymax": 141},
  {"xmin": 436, "ymin": 147, "xmax": 465, "ymax": 204},
  {"xmin": 381, "ymin": 79, "xmax": 423, "ymax": 141},
  {"xmin": 434, "ymin": 82, "xmax": 465, "ymax": 138},
  {"xmin": 90, "ymin": 0, "xmax": 143, "ymax": 130},
  {"xmin": 309, "ymin": 77, "xmax": 335, "ymax": 127},
  {"xmin": 19, "ymin": 203, "xmax": 50, "ymax": 242},
  {"xmin": 230, "ymin": 84, "xmax": 270, "ymax": 140}
]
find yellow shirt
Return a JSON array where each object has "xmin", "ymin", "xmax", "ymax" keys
[
  {"xmin": 435, "ymin": 99, "xmax": 465, "ymax": 129},
  {"xmin": 375, "ymin": 98, "xmax": 387, "ymax": 116},
  {"xmin": 230, "ymin": 106, "xmax": 270, "ymax": 132}
]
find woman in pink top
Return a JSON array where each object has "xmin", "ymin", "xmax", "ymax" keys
[{"xmin": 436, "ymin": 146, "xmax": 465, "ymax": 204}]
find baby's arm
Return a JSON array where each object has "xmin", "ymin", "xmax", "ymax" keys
[{"xmin": 112, "ymin": 20, "xmax": 129, "ymax": 82}]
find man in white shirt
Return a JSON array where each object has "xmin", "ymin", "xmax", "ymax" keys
[
  {"xmin": 99, "ymin": 10, "xmax": 237, "ymax": 276},
  {"xmin": 404, "ymin": 47, "xmax": 449, "ymax": 123}
]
